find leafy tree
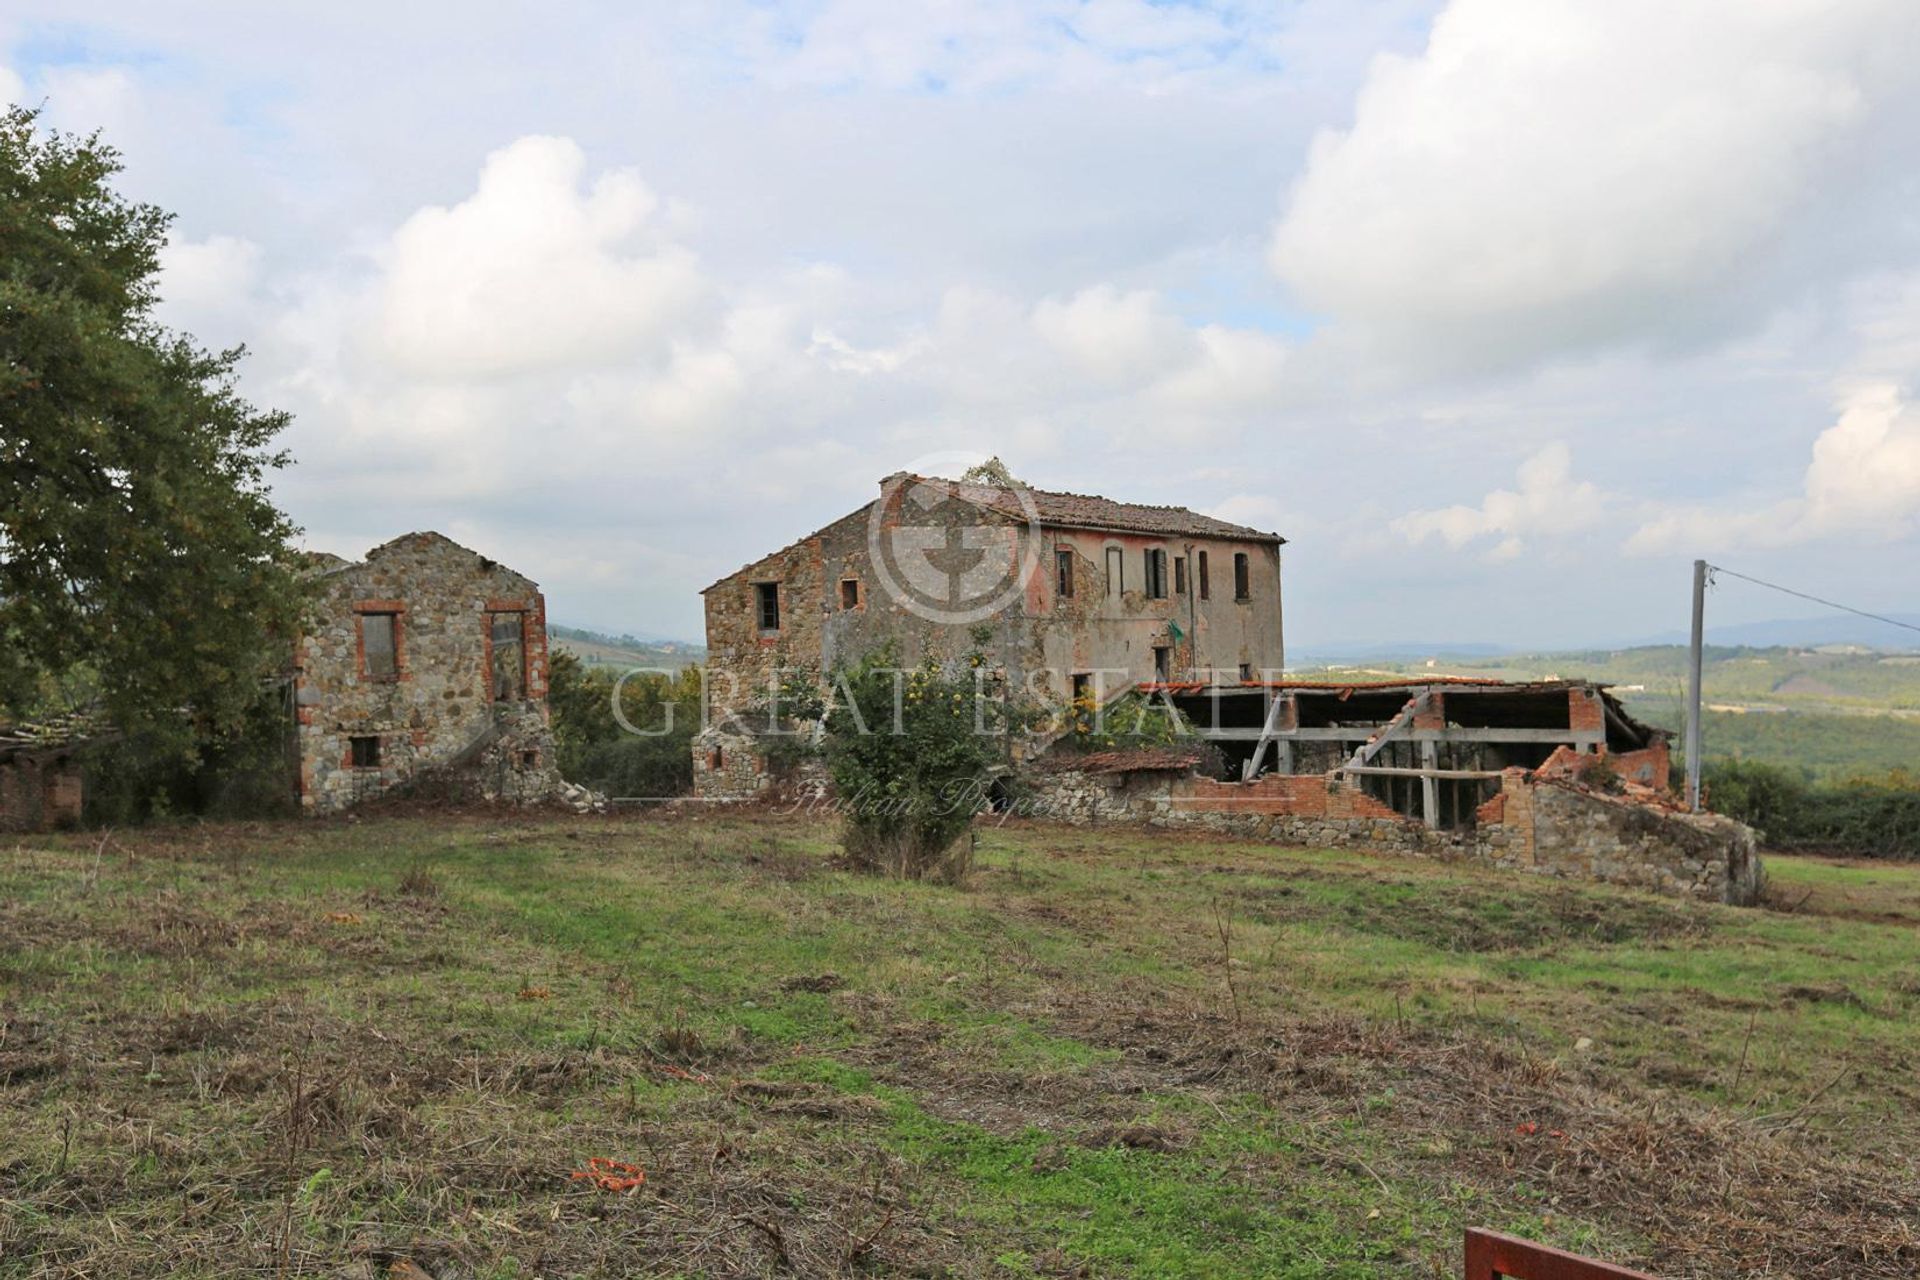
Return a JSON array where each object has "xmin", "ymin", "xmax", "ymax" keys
[
  {"xmin": 547, "ymin": 649, "xmax": 702, "ymax": 798},
  {"xmin": 0, "ymin": 106, "xmax": 306, "ymax": 739}
]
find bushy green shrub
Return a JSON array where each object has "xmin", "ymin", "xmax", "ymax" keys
[
  {"xmin": 1705, "ymin": 759, "xmax": 1920, "ymax": 858},
  {"xmin": 822, "ymin": 649, "xmax": 1018, "ymax": 883}
]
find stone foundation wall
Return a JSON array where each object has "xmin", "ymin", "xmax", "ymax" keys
[{"xmin": 1027, "ymin": 763, "xmax": 1763, "ymax": 905}]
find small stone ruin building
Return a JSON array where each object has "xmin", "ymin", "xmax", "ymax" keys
[
  {"xmin": 0, "ymin": 715, "xmax": 91, "ymax": 832},
  {"xmin": 293, "ymin": 532, "xmax": 565, "ymax": 813}
]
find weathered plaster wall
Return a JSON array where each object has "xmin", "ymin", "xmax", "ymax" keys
[{"xmin": 295, "ymin": 532, "xmax": 559, "ymax": 813}]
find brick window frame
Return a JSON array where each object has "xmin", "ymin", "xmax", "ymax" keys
[
  {"xmin": 353, "ymin": 600, "xmax": 408, "ymax": 683},
  {"xmin": 840, "ymin": 578, "xmax": 862, "ymax": 611},
  {"xmin": 484, "ymin": 599, "xmax": 533, "ymax": 702}
]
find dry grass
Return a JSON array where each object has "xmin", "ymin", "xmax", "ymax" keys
[{"xmin": 1, "ymin": 811, "xmax": 1916, "ymax": 1277}]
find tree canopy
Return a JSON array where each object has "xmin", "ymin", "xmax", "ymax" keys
[{"xmin": 0, "ymin": 105, "xmax": 306, "ymax": 736}]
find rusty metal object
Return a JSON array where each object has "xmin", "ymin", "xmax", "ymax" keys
[{"xmin": 1465, "ymin": 1228, "xmax": 1660, "ymax": 1280}]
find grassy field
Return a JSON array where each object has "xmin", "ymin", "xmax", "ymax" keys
[{"xmin": 3, "ymin": 814, "xmax": 1917, "ymax": 1278}]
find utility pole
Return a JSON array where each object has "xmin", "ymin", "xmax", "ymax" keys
[{"xmin": 1686, "ymin": 559, "xmax": 1706, "ymax": 812}]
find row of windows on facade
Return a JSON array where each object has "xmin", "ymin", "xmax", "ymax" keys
[
  {"xmin": 353, "ymin": 609, "xmax": 531, "ymax": 701},
  {"xmin": 1061, "ymin": 547, "xmax": 1250, "ymax": 604},
  {"xmin": 750, "ymin": 548, "xmax": 1253, "ymax": 634}
]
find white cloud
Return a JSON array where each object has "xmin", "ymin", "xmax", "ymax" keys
[
  {"xmin": 375, "ymin": 136, "xmax": 710, "ymax": 379},
  {"xmin": 1270, "ymin": 0, "xmax": 1920, "ymax": 371},
  {"xmin": 155, "ymin": 233, "xmax": 263, "ymax": 341},
  {"xmin": 1394, "ymin": 443, "xmax": 1608, "ymax": 559},
  {"xmin": 1031, "ymin": 285, "xmax": 1189, "ymax": 383},
  {"xmin": 0, "ymin": 64, "xmax": 22, "ymax": 105},
  {"xmin": 1629, "ymin": 384, "xmax": 1920, "ymax": 553}
]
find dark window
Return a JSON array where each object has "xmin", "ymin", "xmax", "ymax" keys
[
  {"xmin": 1233, "ymin": 552, "xmax": 1251, "ymax": 601},
  {"xmin": 840, "ymin": 578, "xmax": 860, "ymax": 610},
  {"xmin": 1105, "ymin": 548, "xmax": 1123, "ymax": 597},
  {"xmin": 1174, "ymin": 556, "xmax": 1187, "ymax": 595},
  {"xmin": 1239, "ymin": 663, "xmax": 1254, "ymax": 683},
  {"xmin": 349, "ymin": 735, "xmax": 381, "ymax": 768},
  {"xmin": 1055, "ymin": 548, "xmax": 1074, "ymax": 598},
  {"xmin": 710, "ymin": 746, "xmax": 724, "ymax": 770},
  {"xmin": 490, "ymin": 612, "xmax": 526, "ymax": 700},
  {"xmin": 521, "ymin": 749, "xmax": 540, "ymax": 768},
  {"xmin": 360, "ymin": 612, "xmax": 398, "ymax": 680},
  {"xmin": 1153, "ymin": 646, "xmax": 1171, "ymax": 681},
  {"xmin": 1071, "ymin": 672, "xmax": 1091, "ymax": 702},
  {"xmin": 1197, "ymin": 551, "xmax": 1210, "ymax": 601},
  {"xmin": 1144, "ymin": 549, "xmax": 1168, "ymax": 599},
  {"xmin": 755, "ymin": 582, "xmax": 781, "ymax": 632}
]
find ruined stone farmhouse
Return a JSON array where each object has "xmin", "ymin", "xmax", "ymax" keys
[
  {"xmin": 692, "ymin": 472, "xmax": 1760, "ymax": 903},
  {"xmin": 695, "ymin": 471, "xmax": 1286, "ymax": 798},
  {"xmin": 294, "ymin": 532, "xmax": 562, "ymax": 813}
]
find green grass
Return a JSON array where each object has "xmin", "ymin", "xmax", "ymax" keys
[{"xmin": 1, "ymin": 814, "xmax": 1916, "ymax": 1276}]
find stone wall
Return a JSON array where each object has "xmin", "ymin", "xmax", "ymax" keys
[
  {"xmin": 295, "ymin": 532, "xmax": 561, "ymax": 814},
  {"xmin": 692, "ymin": 721, "xmax": 831, "ymax": 803},
  {"xmin": 1026, "ymin": 760, "xmax": 1763, "ymax": 906},
  {"xmin": 697, "ymin": 478, "xmax": 1285, "ymax": 798}
]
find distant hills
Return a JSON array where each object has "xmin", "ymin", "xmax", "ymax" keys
[
  {"xmin": 1295, "ymin": 612, "xmax": 1920, "ymax": 668},
  {"xmin": 548, "ymin": 625, "xmax": 705, "ymax": 670}
]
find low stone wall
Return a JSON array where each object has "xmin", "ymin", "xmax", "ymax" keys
[
  {"xmin": 692, "ymin": 724, "xmax": 831, "ymax": 803},
  {"xmin": 1027, "ymin": 764, "xmax": 1763, "ymax": 906}
]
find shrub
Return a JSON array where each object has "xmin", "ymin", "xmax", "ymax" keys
[
  {"xmin": 823, "ymin": 649, "xmax": 1016, "ymax": 883},
  {"xmin": 1704, "ymin": 759, "xmax": 1920, "ymax": 859}
]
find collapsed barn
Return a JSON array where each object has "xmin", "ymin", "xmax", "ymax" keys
[
  {"xmin": 1165, "ymin": 678, "xmax": 1669, "ymax": 828},
  {"xmin": 1031, "ymin": 678, "xmax": 1762, "ymax": 905}
]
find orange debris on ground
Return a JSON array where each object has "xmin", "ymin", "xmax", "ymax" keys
[{"xmin": 571, "ymin": 1157, "xmax": 646, "ymax": 1192}]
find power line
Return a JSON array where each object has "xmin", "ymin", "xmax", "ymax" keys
[{"xmin": 1706, "ymin": 563, "xmax": 1920, "ymax": 638}]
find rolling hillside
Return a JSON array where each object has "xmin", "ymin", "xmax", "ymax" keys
[{"xmin": 548, "ymin": 624, "xmax": 705, "ymax": 671}]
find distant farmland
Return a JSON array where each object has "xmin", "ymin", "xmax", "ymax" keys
[{"xmin": 549, "ymin": 624, "xmax": 705, "ymax": 671}]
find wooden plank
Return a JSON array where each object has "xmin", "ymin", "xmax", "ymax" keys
[
  {"xmin": 1240, "ymin": 689, "xmax": 1289, "ymax": 782},
  {"xmin": 1350, "ymin": 694, "xmax": 1422, "ymax": 768},
  {"xmin": 1195, "ymin": 726, "xmax": 1605, "ymax": 746},
  {"xmin": 1339, "ymin": 764, "xmax": 1506, "ymax": 780}
]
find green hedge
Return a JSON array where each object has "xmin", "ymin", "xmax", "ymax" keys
[{"xmin": 1704, "ymin": 760, "xmax": 1920, "ymax": 858}]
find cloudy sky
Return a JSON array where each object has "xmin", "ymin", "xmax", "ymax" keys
[{"xmin": 9, "ymin": 1, "xmax": 1920, "ymax": 649}]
